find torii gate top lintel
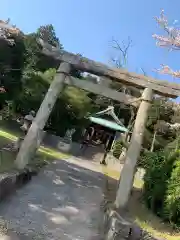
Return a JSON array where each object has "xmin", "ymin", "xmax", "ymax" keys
[{"xmin": 39, "ymin": 38, "xmax": 180, "ymax": 99}]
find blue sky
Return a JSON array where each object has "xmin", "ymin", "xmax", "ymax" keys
[{"xmin": 1, "ymin": 0, "xmax": 180, "ymax": 84}]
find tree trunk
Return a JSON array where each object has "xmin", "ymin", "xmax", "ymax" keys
[
  {"xmin": 118, "ymin": 117, "xmax": 134, "ymax": 163},
  {"xmin": 115, "ymin": 88, "xmax": 153, "ymax": 209},
  {"xmin": 15, "ymin": 62, "xmax": 71, "ymax": 169},
  {"xmin": 150, "ymin": 130, "xmax": 157, "ymax": 152}
]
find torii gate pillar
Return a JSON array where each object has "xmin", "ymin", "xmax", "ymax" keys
[
  {"xmin": 15, "ymin": 62, "xmax": 71, "ymax": 169},
  {"xmin": 115, "ymin": 88, "xmax": 153, "ymax": 209}
]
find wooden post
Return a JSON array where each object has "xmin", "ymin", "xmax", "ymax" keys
[
  {"xmin": 15, "ymin": 62, "xmax": 71, "ymax": 169},
  {"xmin": 115, "ymin": 88, "xmax": 153, "ymax": 209},
  {"xmin": 150, "ymin": 130, "xmax": 157, "ymax": 152}
]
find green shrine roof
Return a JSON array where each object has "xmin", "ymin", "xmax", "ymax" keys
[{"xmin": 88, "ymin": 116, "xmax": 128, "ymax": 132}]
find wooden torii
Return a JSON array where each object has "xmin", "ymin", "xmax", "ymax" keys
[{"xmin": 13, "ymin": 39, "xmax": 180, "ymax": 209}]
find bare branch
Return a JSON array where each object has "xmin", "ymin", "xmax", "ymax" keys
[
  {"xmin": 111, "ymin": 37, "xmax": 132, "ymax": 67},
  {"xmin": 140, "ymin": 68, "xmax": 147, "ymax": 76}
]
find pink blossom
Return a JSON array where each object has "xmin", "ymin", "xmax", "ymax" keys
[
  {"xmin": 0, "ymin": 20, "xmax": 20, "ymax": 45},
  {"xmin": 153, "ymin": 10, "xmax": 180, "ymax": 78},
  {"xmin": 153, "ymin": 10, "xmax": 180, "ymax": 49},
  {"xmin": 155, "ymin": 65, "xmax": 180, "ymax": 78}
]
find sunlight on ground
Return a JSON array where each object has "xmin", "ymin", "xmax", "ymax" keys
[
  {"xmin": 101, "ymin": 166, "xmax": 120, "ymax": 180},
  {"xmin": 101, "ymin": 165, "xmax": 143, "ymax": 189},
  {"xmin": 0, "ymin": 128, "xmax": 180, "ymax": 239},
  {"xmin": 0, "ymin": 129, "xmax": 70, "ymax": 160},
  {"xmin": 0, "ymin": 130, "xmax": 17, "ymax": 141}
]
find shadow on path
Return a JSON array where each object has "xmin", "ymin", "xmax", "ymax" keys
[{"xmin": 0, "ymin": 159, "xmax": 117, "ymax": 240}]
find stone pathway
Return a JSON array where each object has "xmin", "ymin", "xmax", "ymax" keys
[{"xmin": 0, "ymin": 157, "xmax": 109, "ymax": 240}]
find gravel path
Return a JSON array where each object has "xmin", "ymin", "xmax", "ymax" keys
[{"xmin": 0, "ymin": 158, "xmax": 107, "ymax": 240}]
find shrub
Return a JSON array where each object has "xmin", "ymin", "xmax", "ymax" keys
[
  {"xmin": 143, "ymin": 150, "xmax": 166, "ymax": 215},
  {"xmin": 165, "ymin": 136, "xmax": 180, "ymax": 154},
  {"xmin": 163, "ymin": 157, "xmax": 180, "ymax": 226},
  {"xmin": 112, "ymin": 139, "xmax": 123, "ymax": 159},
  {"xmin": 143, "ymin": 150, "xmax": 178, "ymax": 217}
]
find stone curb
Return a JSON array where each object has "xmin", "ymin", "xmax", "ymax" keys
[{"xmin": 0, "ymin": 167, "xmax": 38, "ymax": 201}]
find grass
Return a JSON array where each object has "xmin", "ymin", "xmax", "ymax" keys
[
  {"xmin": 101, "ymin": 163, "xmax": 180, "ymax": 240},
  {"xmin": 0, "ymin": 129, "xmax": 70, "ymax": 173},
  {"xmin": 0, "ymin": 128, "xmax": 179, "ymax": 239},
  {"xmin": 128, "ymin": 192, "xmax": 180, "ymax": 240},
  {"xmin": 0, "ymin": 136, "xmax": 16, "ymax": 172}
]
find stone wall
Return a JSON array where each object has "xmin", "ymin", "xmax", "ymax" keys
[
  {"xmin": 42, "ymin": 132, "xmax": 106, "ymax": 162},
  {"xmin": 42, "ymin": 132, "xmax": 80, "ymax": 156}
]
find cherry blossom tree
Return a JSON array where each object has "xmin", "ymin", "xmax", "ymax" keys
[
  {"xmin": 153, "ymin": 10, "xmax": 180, "ymax": 78},
  {"xmin": 0, "ymin": 20, "xmax": 20, "ymax": 93},
  {"xmin": 0, "ymin": 19, "xmax": 20, "ymax": 45}
]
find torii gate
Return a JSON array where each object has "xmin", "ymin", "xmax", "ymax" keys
[{"xmin": 13, "ymin": 39, "xmax": 180, "ymax": 210}]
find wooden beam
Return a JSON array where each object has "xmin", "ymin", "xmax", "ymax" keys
[
  {"xmin": 38, "ymin": 39, "xmax": 180, "ymax": 98},
  {"xmin": 64, "ymin": 76, "xmax": 139, "ymax": 107}
]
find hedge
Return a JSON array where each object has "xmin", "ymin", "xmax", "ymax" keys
[
  {"xmin": 163, "ymin": 158, "xmax": 180, "ymax": 226},
  {"xmin": 112, "ymin": 139, "xmax": 123, "ymax": 159},
  {"xmin": 143, "ymin": 150, "xmax": 179, "ymax": 218}
]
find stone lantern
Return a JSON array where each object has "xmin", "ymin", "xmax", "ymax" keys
[
  {"xmin": 14, "ymin": 111, "xmax": 35, "ymax": 151},
  {"xmin": 20, "ymin": 110, "xmax": 35, "ymax": 133}
]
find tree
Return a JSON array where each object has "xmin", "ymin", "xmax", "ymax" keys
[
  {"xmin": 146, "ymin": 97, "xmax": 177, "ymax": 151},
  {"xmin": 23, "ymin": 33, "xmax": 42, "ymax": 71},
  {"xmin": 111, "ymin": 37, "xmax": 132, "ymax": 68},
  {"xmin": 0, "ymin": 19, "xmax": 20, "ymax": 44},
  {"xmin": 110, "ymin": 37, "xmax": 141, "ymax": 160},
  {"xmin": 110, "ymin": 37, "xmax": 138, "ymax": 122},
  {"xmin": 153, "ymin": 10, "xmax": 180, "ymax": 77},
  {"xmin": 151, "ymin": 11, "xmax": 180, "ymax": 149},
  {"xmin": 0, "ymin": 21, "xmax": 25, "ymax": 110},
  {"xmin": 36, "ymin": 24, "xmax": 62, "ymax": 48},
  {"xmin": 0, "ymin": 20, "xmax": 93, "ymax": 138}
]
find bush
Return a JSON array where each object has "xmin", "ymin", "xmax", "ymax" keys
[
  {"xmin": 165, "ymin": 135, "xmax": 180, "ymax": 154},
  {"xmin": 112, "ymin": 139, "xmax": 123, "ymax": 159},
  {"xmin": 143, "ymin": 150, "xmax": 178, "ymax": 217},
  {"xmin": 163, "ymin": 157, "xmax": 180, "ymax": 226},
  {"xmin": 143, "ymin": 151, "xmax": 166, "ymax": 215}
]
